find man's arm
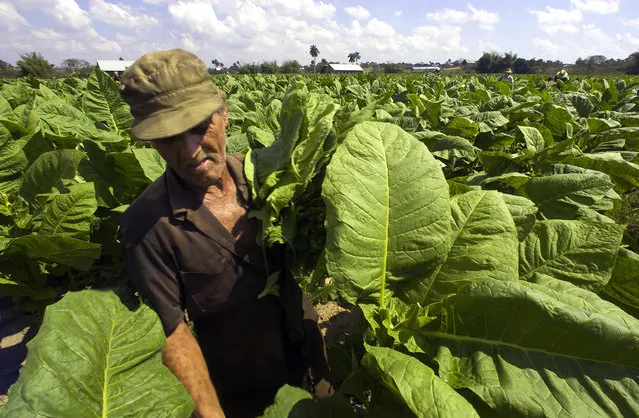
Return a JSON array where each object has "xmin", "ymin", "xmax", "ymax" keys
[{"xmin": 164, "ymin": 321, "xmax": 225, "ymax": 418}]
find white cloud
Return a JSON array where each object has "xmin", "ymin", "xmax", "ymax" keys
[
  {"xmin": 234, "ymin": 1, "xmax": 269, "ymax": 36},
  {"xmin": 617, "ymin": 33, "xmax": 639, "ymax": 45},
  {"xmin": 345, "ymin": 5, "xmax": 370, "ymax": 20},
  {"xmin": 530, "ymin": 6, "xmax": 582, "ymax": 34},
  {"xmin": 11, "ymin": 0, "xmax": 91, "ymax": 29},
  {"xmin": 394, "ymin": 11, "xmax": 402, "ymax": 17},
  {"xmin": 468, "ymin": 5, "xmax": 499, "ymax": 30},
  {"xmin": 533, "ymin": 38, "xmax": 565, "ymax": 56},
  {"xmin": 408, "ymin": 25, "xmax": 465, "ymax": 56},
  {"xmin": 86, "ymin": 28, "xmax": 122, "ymax": 52},
  {"xmin": 31, "ymin": 28, "xmax": 65, "ymax": 40},
  {"xmin": 622, "ymin": 18, "xmax": 639, "ymax": 27},
  {"xmin": 264, "ymin": 0, "xmax": 336, "ymax": 20},
  {"xmin": 570, "ymin": 0, "xmax": 620, "ymax": 14},
  {"xmin": 168, "ymin": 1, "xmax": 233, "ymax": 36},
  {"xmin": 1, "ymin": 2, "xmax": 30, "ymax": 31},
  {"xmin": 477, "ymin": 39, "xmax": 499, "ymax": 52},
  {"xmin": 180, "ymin": 33, "xmax": 199, "ymax": 52},
  {"xmin": 116, "ymin": 33, "xmax": 136, "ymax": 44},
  {"xmin": 365, "ymin": 18, "xmax": 396, "ymax": 37},
  {"xmin": 427, "ymin": 8, "xmax": 469, "ymax": 25},
  {"xmin": 89, "ymin": 0, "xmax": 159, "ymax": 29},
  {"xmin": 52, "ymin": 0, "xmax": 91, "ymax": 29},
  {"xmin": 426, "ymin": 5, "xmax": 499, "ymax": 30},
  {"xmin": 616, "ymin": 33, "xmax": 639, "ymax": 46}
]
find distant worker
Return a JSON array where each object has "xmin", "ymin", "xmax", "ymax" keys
[
  {"xmin": 497, "ymin": 68, "xmax": 513, "ymax": 84},
  {"xmin": 113, "ymin": 71, "xmax": 121, "ymax": 81},
  {"xmin": 554, "ymin": 69, "xmax": 569, "ymax": 82}
]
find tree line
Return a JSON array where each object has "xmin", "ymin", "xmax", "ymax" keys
[
  {"xmin": 2, "ymin": 49, "xmax": 639, "ymax": 79},
  {"xmin": 474, "ymin": 51, "xmax": 639, "ymax": 76}
]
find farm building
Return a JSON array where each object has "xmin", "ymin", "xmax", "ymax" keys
[
  {"xmin": 96, "ymin": 60, "xmax": 135, "ymax": 77},
  {"xmin": 324, "ymin": 63, "xmax": 364, "ymax": 74},
  {"xmin": 412, "ymin": 66, "xmax": 441, "ymax": 73}
]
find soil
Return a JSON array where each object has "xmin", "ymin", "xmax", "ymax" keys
[
  {"xmin": 315, "ymin": 300, "xmax": 363, "ymax": 345},
  {"xmin": 0, "ymin": 297, "xmax": 38, "ymax": 408}
]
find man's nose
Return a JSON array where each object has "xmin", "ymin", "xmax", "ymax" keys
[{"xmin": 183, "ymin": 132, "xmax": 204, "ymax": 156}]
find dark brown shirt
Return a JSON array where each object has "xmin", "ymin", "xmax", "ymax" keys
[{"xmin": 119, "ymin": 154, "xmax": 298, "ymax": 416}]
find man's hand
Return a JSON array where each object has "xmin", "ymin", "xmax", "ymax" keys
[{"xmin": 164, "ymin": 321, "xmax": 225, "ymax": 418}]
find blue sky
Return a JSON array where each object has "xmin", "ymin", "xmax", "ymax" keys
[{"xmin": 1, "ymin": 0, "xmax": 638, "ymax": 67}]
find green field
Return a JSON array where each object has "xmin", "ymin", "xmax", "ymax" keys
[{"xmin": 1, "ymin": 71, "xmax": 638, "ymax": 417}]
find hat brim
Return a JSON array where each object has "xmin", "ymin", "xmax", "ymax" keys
[{"xmin": 132, "ymin": 83, "xmax": 225, "ymax": 141}]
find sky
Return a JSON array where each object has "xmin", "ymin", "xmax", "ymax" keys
[{"xmin": 1, "ymin": 0, "xmax": 638, "ymax": 67}]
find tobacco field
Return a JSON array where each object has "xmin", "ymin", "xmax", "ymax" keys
[{"xmin": 0, "ymin": 69, "xmax": 638, "ymax": 417}]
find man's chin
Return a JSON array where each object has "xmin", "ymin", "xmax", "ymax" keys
[{"xmin": 177, "ymin": 170, "xmax": 224, "ymax": 189}]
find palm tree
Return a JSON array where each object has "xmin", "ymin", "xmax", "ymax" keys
[
  {"xmin": 348, "ymin": 52, "xmax": 361, "ymax": 64},
  {"xmin": 211, "ymin": 59, "xmax": 224, "ymax": 71},
  {"xmin": 309, "ymin": 44, "xmax": 320, "ymax": 73},
  {"xmin": 17, "ymin": 52, "xmax": 53, "ymax": 78}
]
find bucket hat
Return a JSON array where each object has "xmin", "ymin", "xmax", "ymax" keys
[
  {"xmin": 504, "ymin": 68, "xmax": 513, "ymax": 74},
  {"xmin": 120, "ymin": 48, "xmax": 225, "ymax": 141}
]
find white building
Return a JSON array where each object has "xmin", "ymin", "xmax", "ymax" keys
[
  {"xmin": 326, "ymin": 63, "xmax": 364, "ymax": 74},
  {"xmin": 96, "ymin": 60, "xmax": 135, "ymax": 75}
]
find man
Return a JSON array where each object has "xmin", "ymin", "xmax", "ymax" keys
[
  {"xmin": 497, "ymin": 68, "xmax": 513, "ymax": 84},
  {"xmin": 554, "ymin": 69, "xmax": 570, "ymax": 82},
  {"xmin": 118, "ymin": 49, "xmax": 331, "ymax": 418}
]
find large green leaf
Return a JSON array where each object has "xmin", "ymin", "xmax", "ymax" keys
[
  {"xmin": 20, "ymin": 149, "xmax": 85, "ymax": 203},
  {"xmin": 132, "ymin": 148, "xmax": 167, "ymax": 182},
  {"xmin": 413, "ymin": 131, "xmax": 476, "ymax": 161},
  {"xmin": 441, "ymin": 116, "xmax": 479, "ymax": 140},
  {"xmin": 2, "ymin": 235, "xmax": 100, "ymax": 270},
  {"xmin": 259, "ymin": 385, "xmax": 355, "ymax": 418},
  {"xmin": 0, "ymin": 289, "xmax": 194, "ymax": 417},
  {"xmin": 601, "ymin": 248, "xmax": 639, "ymax": 317},
  {"xmin": 37, "ymin": 98, "xmax": 123, "ymax": 145},
  {"xmin": 517, "ymin": 169, "xmax": 615, "ymax": 219},
  {"xmin": 519, "ymin": 219, "xmax": 623, "ymax": 291},
  {"xmin": 500, "ymin": 193, "xmax": 537, "ymax": 241},
  {"xmin": 568, "ymin": 93, "xmax": 596, "ymax": 117},
  {"xmin": 38, "ymin": 182, "xmax": 98, "ymax": 240},
  {"xmin": 0, "ymin": 123, "xmax": 28, "ymax": 184},
  {"xmin": 82, "ymin": 68, "xmax": 132, "ymax": 132},
  {"xmin": 323, "ymin": 122, "xmax": 451, "ymax": 306},
  {"xmin": 421, "ymin": 191, "xmax": 519, "ymax": 305},
  {"xmin": 362, "ymin": 345, "xmax": 479, "ymax": 418},
  {"xmin": 247, "ymin": 83, "xmax": 338, "ymax": 246},
  {"xmin": 516, "ymin": 125, "xmax": 546, "ymax": 153},
  {"xmin": 428, "ymin": 278, "xmax": 639, "ymax": 417},
  {"xmin": 543, "ymin": 105, "xmax": 573, "ymax": 139},
  {"xmin": 566, "ymin": 152, "xmax": 639, "ymax": 193}
]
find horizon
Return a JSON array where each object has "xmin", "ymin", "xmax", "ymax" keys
[{"xmin": 1, "ymin": 0, "xmax": 638, "ymax": 67}]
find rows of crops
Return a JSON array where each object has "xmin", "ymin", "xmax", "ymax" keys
[{"xmin": 0, "ymin": 71, "xmax": 638, "ymax": 416}]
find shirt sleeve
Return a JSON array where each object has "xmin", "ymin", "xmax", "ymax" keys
[{"xmin": 122, "ymin": 236, "xmax": 185, "ymax": 336}]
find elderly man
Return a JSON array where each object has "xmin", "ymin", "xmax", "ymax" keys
[
  {"xmin": 118, "ymin": 49, "xmax": 331, "ymax": 418},
  {"xmin": 497, "ymin": 68, "xmax": 513, "ymax": 84}
]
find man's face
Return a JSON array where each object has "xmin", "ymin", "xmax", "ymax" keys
[{"xmin": 151, "ymin": 106, "xmax": 229, "ymax": 189}]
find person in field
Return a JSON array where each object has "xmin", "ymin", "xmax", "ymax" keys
[
  {"xmin": 118, "ymin": 48, "xmax": 332, "ymax": 418},
  {"xmin": 554, "ymin": 69, "xmax": 570, "ymax": 82},
  {"xmin": 497, "ymin": 68, "xmax": 514, "ymax": 84}
]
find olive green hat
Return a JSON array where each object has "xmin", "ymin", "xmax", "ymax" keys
[{"xmin": 119, "ymin": 48, "xmax": 225, "ymax": 141}]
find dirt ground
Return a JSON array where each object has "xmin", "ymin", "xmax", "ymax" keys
[
  {"xmin": 315, "ymin": 300, "xmax": 363, "ymax": 345},
  {"xmin": 0, "ymin": 297, "xmax": 37, "ymax": 408}
]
